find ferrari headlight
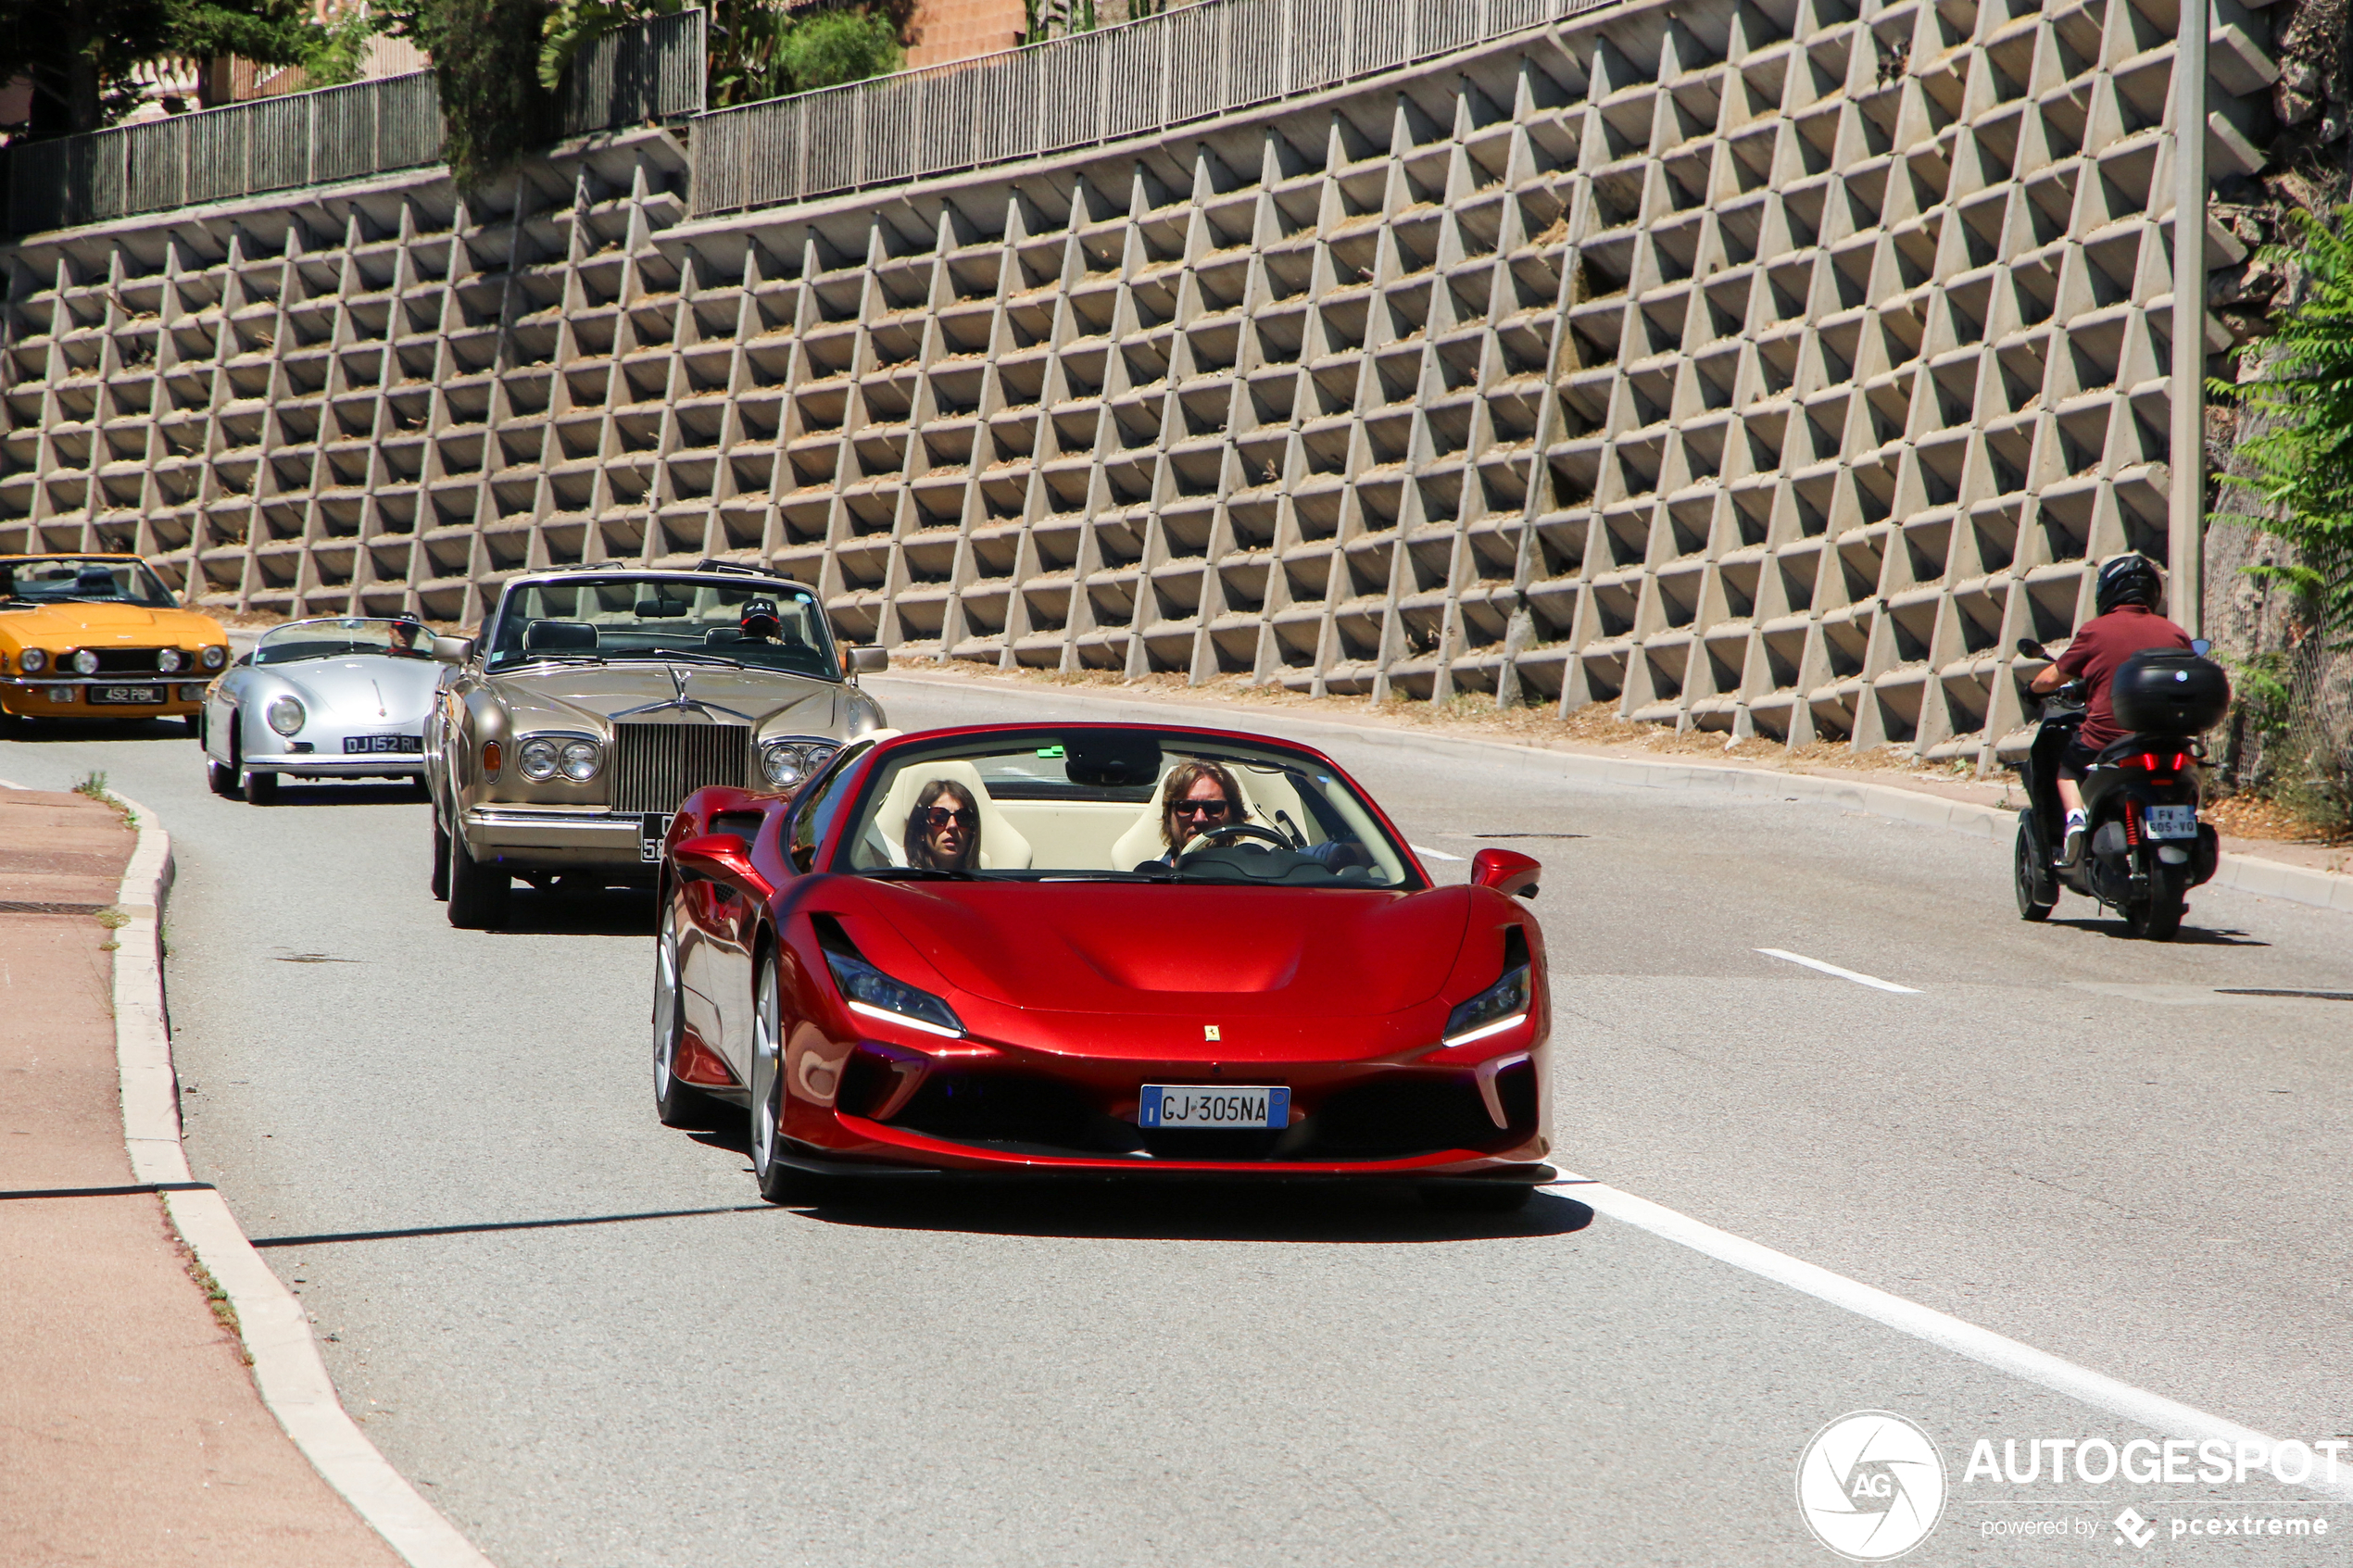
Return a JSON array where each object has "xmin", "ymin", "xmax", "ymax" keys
[
  {"xmin": 19, "ymin": 647, "xmax": 45, "ymax": 673},
  {"xmin": 518, "ymin": 737, "xmax": 560, "ymax": 781},
  {"xmin": 70, "ymin": 648, "xmax": 99, "ymax": 674},
  {"xmin": 559, "ymin": 740, "xmax": 600, "ymax": 782},
  {"xmin": 156, "ymin": 647, "xmax": 184, "ymax": 673},
  {"xmin": 200, "ymin": 644, "xmax": 228, "ymax": 670},
  {"xmin": 761, "ymin": 738, "xmax": 837, "ymax": 789},
  {"xmin": 1442, "ymin": 964, "xmax": 1529, "ymax": 1046},
  {"xmin": 266, "ymin": 695, "xmax": 306, "ymax": 735},
  {"xmin": 823, "ymin": 944, "xmax": 964, "ymax": 1038}
]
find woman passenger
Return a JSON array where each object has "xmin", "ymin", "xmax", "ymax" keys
[{"xmin": 903, "ymin": 779, "xmax": 981, "ymax": 872}]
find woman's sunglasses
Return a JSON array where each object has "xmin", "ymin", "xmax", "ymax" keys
[
  {"xmin": 921, "ymin": 806, "xmax": 977, "ymax": 830},
  {"xmin": 1169, "ymin": 799, "xmax": 1232, "ymax": 819}
]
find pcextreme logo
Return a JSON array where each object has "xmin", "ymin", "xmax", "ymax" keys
[{"xmin": 1796, "ymin": 1411, "xmax": 1950, "ymax": 1562}]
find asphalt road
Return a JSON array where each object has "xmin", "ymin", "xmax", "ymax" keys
[{"xmin": 6, "ymin": 677, "xmax": 2351, "ymax": 1567}]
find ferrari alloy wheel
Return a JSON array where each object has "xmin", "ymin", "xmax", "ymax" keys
[
  {"xmin": 429, "ymin": 806, "xmax": 450, "ymax": 900},
  {"xmin": 653, "ymin": 909, "xmax": 720, "ymax": 1129},
  {"xmin": 749, "ymin": 949, "xmax": 818, "ymax": 1205},
  {"xmin": 445, "ymin": 822, "xmax": 509, "ymax": 929}
]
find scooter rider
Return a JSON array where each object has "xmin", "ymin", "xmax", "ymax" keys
[{"xmin": 2026, "ymin": 554, "xmax": 2192, "ymax": 864}]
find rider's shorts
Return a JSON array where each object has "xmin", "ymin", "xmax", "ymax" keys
[{"xmin": 2057, "ymin": 735, "xmax": 2104, "ymax": 781}]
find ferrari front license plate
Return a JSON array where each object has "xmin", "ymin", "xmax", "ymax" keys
[
  {"xmin": 1139, "ymin": 1085, "xmax": 1290, "ymax": 1130},
  {"xmin": 89, "ymin": 684, "xmax": 165, "ymax": 705},
  {"xmin": 2145, "ymin": 806, "xmax": 2198, "ymax": 840},
  {"xmin": 344, "ymin": 734, "xmax": 422, "ymax": 754}
]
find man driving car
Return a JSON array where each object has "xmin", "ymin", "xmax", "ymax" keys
[{"xmin": 2028, "ymin": 553, "xmax": 2192, "ymax": 864}]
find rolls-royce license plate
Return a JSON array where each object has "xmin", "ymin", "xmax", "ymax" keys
[
  {"xmin": 2144, "ymin": 805, "xmax": 2198, "ymax": 840},
  {"xmin": 639, "ymin": 813, "xmax": 671, "ymax": 862},
  {"xmin": 1138, "ymin": 1085, "xmax": 1290, "ymax": 1130},
  {"xmin": 343, "ymin": 734, "xmax": 422, "ymax": 754},
  {"xmin": 89, "ymin": 684, "xmax": 165, "ymax": 705}
]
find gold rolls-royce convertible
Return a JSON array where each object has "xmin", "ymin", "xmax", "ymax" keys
[{"xmin": 422, "ymin": 560, "xmax": 888, "ymax": 928}]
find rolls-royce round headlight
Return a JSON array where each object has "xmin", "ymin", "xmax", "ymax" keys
[
  {"xmin": 560, "ymin": 740, "xmax": 600, "ymax": 782},
  {"xmin": 518, "ymin": 737, "xmax": 560, "ymax": 781},
  {"xmin": 761, "ymin": 739, "xmax": 837, "ymax": 789},
  {"xmin": 19, "ymin": 647, "xmax": 46, "ymax": 673},
  {"xmin": 70, "ymin": 649, "xmax": 99, "ymax": 674},
  {"xmin": 156, "ymin": 647, "xmax": 184, "ymax": 673},
  {"xmin": 266, "ymin": 695, "xmax": 306, "ymax": 735},
  {"xmin": 200, "ymin": 645, "xmax": 228, "ymax": 670}
]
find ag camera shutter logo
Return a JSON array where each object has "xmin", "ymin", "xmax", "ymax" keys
[{"xmin": 1796, "ymin": 1411, "xmax": 1948, "ymax": 1561}]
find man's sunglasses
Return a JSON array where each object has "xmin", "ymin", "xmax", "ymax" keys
[
  {"xmin": 920, "ymin": 806, "xmax": 977, "ymax": 830},
  {"xmin": 1169, "ymin": 799, "xmax": 1233, "ymax": 819}
]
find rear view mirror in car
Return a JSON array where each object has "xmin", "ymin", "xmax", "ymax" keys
[
  {"xmin": 845, "ymin": 646, "xmax": 887, "ymax": 674},
  {"xmin": 433, "ymin": 635, "xmax": 474, "ymax": 665},
  {"xmin": 1470, "ymin": 847, "xmax": 1542, "ymax": 898}
]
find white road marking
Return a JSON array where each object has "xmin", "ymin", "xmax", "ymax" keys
[
  {"xmin": 1755, "ymin": 947, "xmax": 1919, "ymax": 993},
  {"xmin": 1545, "ymin": 1173, "xmax": 2353, "ymax": 1498},
  {"xmin": 1411, "ymin": 844, "xmax": 1466, "ymax": 861}
]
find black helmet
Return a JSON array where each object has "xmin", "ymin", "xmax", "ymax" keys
[{"xmin": 2094, "ymin": 553, "xmax": 2160, "ymax": 616}]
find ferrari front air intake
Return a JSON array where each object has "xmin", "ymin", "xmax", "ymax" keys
[{"xmin": 610, "ymin": 721, "xmax": 754, "ymax": 816}]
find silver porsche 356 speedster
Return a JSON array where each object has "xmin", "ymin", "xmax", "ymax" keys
[
  {"xmin": 423, "ymin": 560, "xmax": 888, "ymax": 928},
  {"xmin": 199, "ymin": 617, "xmax": 441, "ymax": 802}
]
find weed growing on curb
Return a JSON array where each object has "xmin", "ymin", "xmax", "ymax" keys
[
  {"xmin": 183, "ymin": 1251, "xmax": 248, "ymax": 1362},
  {"xmin": 71, "ymin": 770, "xmax": 109, "ymax": 800}
]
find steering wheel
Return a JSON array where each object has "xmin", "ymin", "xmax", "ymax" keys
[{"xmin": 1176, "ymin": 822, "xmax": 1294, "ymax": 860}]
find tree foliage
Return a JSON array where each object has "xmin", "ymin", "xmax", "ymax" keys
[
  {"xmin": 538, "ymin": 0, "xmax": 902, "ymax": 108},
  {"xmin": 383, "ymin": 0, "xmax": 552, "ymax": 194},
  {"xmin": 0, "ymin": 0, "xmax": 313, "ymax": 135},
  {"xmin": 2211, "ymin": 204, "xmax": 2353, "ymax": 647}
]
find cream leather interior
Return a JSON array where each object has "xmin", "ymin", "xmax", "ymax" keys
[
  {"xmin": 1106, "ymin": 762, "xmax": 1315, "ymax": 869},
  {"xmin": 866, "ymin": 761, "xmax": 1035, "ymax": 871}
]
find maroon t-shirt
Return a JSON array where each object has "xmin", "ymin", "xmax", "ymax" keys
[{"xmin": 2054, "ymin": 604, "xmax": 2193, "ymax": 748}]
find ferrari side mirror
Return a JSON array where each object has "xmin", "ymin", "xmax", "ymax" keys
[
  {"xmin": 433, "ymin": 635, "xmax": 474, "ymax": 665},
  {"xmin": 1469, "ymin": 847, "xmax": 1542, "ymax": 899},
  {"xmin": 845, "ymin": 646, "xmax": 887, "ymax": 674},
  {"xmin": 673, "ymin": 833, "xmax": 774, "ymax": 899}
]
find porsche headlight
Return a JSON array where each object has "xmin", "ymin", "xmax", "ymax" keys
[
  {"xmin": 156, "ymin": 647, "xmax": 185, "ymax": 673},
  {"xmin": 518, "ymin": 737, "xmax": 560, "ymax": 781},
  {"xmin": 200, "ymin": 645, "xmax": 228, "ymax": 670},
  {"xmin": 560, "ymin": 739, "xmax": 600, "ymax": 782},
  {"xmin": 70, "ymin": 649, "xmax": 99, "ymax": 674},
  {"xmin": 761, "ymin": 738, "xmax": 837, "ymax": 789},
  {"xmin": 1442, "ymin": 964, "xmax": 1529, "ymax": 1046},
  {"xmin": 19, "ymin": 647, "xmax": 45, "ymax": 673},
  {"xmin": 822, "ymin": 939, "xmax": 963, "ymax": 1038},
  {"xmin": 266, "ymin": 695, "xmax": 306, "ymax": 735}
]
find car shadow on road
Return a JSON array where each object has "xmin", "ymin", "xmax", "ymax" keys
[
  {"xmin": 253, "ymin": 783, "xmax": 427, "ymax": 808},
  {"xmin": 789, "ymin": 1176, "xmax": 1596, "ymax": 1244},
  {"xmin": 0, "ymin": 717, "xmax": 191, "ymax": 742},
  {"xmin": 2045, "ymin": 917, "xmax": 2269, "ymax": 947},
  {"xmin": 487, "ymin": 884, "xmax": 658, "ymax": 937}
]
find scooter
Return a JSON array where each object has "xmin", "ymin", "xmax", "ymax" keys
[{"xmin": 2010, "ymin": 637, "xmax": 2226, "ymax": 942}]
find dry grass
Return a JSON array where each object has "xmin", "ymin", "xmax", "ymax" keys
[{"xmin": 2206, "ymin": 792, "xmax": 2353, "ymax": 846}]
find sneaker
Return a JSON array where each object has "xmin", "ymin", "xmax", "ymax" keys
[{"xmin": 2059, "ymin": 811, "xmax": 2087, "ymax": 866}]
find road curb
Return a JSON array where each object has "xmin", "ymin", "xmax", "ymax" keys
[
  {"xmin": 875, "ymin": 672, "xmax": 2353, "ymax": 915},
  {"xmin": 102, "ymin": 789, "xmax": 498, "ymax": 1568}
]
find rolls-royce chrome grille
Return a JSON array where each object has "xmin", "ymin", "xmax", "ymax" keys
[{"xmin": 610, "ymin": 722, "xmax": 753, "ymax": 816}]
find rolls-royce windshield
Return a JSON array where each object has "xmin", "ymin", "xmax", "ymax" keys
[{"xmin": 485, "ymin": 576, "xmax": 839, "ymax": 680}]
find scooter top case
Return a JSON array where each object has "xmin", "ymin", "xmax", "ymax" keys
[{"xmin": 2110, "ymin": 648, "xmax": 2230, "ymax": 736}]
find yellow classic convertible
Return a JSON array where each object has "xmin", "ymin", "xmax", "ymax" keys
[{"xmin": 0, "ymin": 554, "xmax": 231, "ymax": 729}]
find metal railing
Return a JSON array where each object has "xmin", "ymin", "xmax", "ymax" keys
[
  {"xmin": 560, "ymin": 7, "xmax": 708, "ymax": 137},
  {"xmin": 7, "ymin": 71, "xmax": 442, "ymax": 235},
  {"xmin": 6, "ymin": 10, "xmax": 706, "ymax": 237},
  {"xmin": 688, "ymin": 0, "xmax": 1579, "ymax": 218}
]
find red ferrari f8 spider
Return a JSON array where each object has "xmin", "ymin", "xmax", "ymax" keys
[{"xmin": 650, "ymin": 723, "xmax": 1553, "ymax": 1210}]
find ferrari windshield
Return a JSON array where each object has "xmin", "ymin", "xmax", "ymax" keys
[
  {"xmin": 1, "ymin": 556, "xmax": 177, "ymax": 608},
  {"xmin": 255, "ymin": 618, "xmax": 432, "ymax": 665},
  {"xmin": 484, "ymin": 575, "xmax": 838, "ymax": 679},
  {"xmin": 836, "ymin": 729, "xmax": 1416, "ymax": 888}
]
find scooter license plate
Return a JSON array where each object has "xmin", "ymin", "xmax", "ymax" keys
[{"xmin": 2144, "ymin": 805, "xmax": 2198, "ymax": 840}]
